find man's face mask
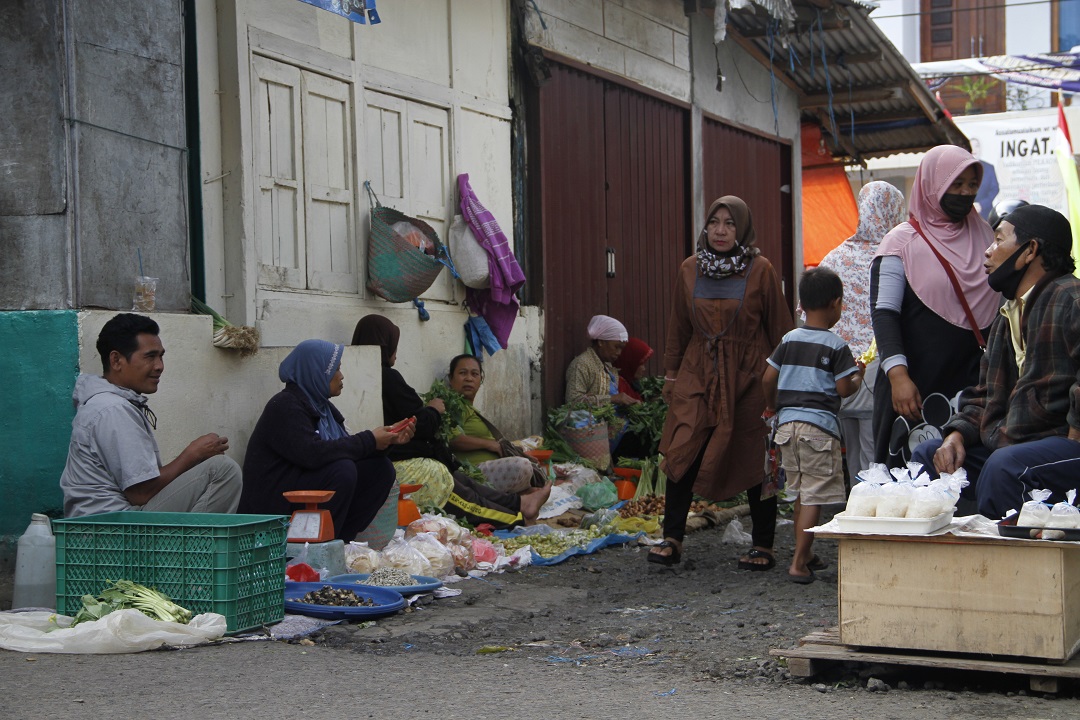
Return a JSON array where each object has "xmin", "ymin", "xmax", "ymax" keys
[
  {"xmin": 940, "ymin": 193, "xmax": 977, "ymax": 222},
  {"xmin": 987, "ymin": 241, "xmax": 1033, "ymax": 300}
]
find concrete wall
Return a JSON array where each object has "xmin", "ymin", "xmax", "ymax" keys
[
  {"xmin": 0, "ymin": 0, "xmax": 190, "ymax": 312},
  {"xmin": 0, "ymin": 2, "xmax": 71, "ymax": 310},
  {"xmin": 522, "ymin": 0, "xmax": 691, "ymax": 101}
]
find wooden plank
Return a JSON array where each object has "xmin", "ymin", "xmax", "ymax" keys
[
  {"xmin": 771, "ymin": 642, "xmax": 1080, "ymax": 679},
  {"xmin": 799, "ymin": 629, "xmax": 841, "ymax": 646},
  {"xmin": 1031, "ymin": 677, "xmax": 1060, "ymax": 693},
  {"xmin": 786, "ymin": 657, "xmax": 816, "ymax": 678}
]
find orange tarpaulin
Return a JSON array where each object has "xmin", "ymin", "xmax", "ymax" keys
[
  {"xmin": 802, "ymin": 165, "xmax": 859, "ymax": 266},
  {"xmin": 800, "ymin": 124, "xmax": 858, "ymax": 267}
]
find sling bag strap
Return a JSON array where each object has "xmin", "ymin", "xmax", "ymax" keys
[{"xmin": 908, "ymin": 216, "xmax": 987, "ymax": 349}]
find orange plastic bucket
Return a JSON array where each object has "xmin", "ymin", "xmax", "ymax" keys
[{"xmin": 614, "ymin": 479, "xmax": 636, "ymax": 501}]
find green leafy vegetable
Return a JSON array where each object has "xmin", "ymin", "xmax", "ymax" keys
[
  {"xmin": 421, "ymin": 379, "xmax": 469, "ymax": 442},
  {"xmin": 191, "ymin": 296, "xmax": 232, "ymax": 332},
  {"xmin": 71, "ymin": 580, "xmax": 193, "ymax": 626}
]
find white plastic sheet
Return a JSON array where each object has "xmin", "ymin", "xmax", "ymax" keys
[{"xmin": 0, "ymin": 610, "xmax": 227, "ymax": 654}]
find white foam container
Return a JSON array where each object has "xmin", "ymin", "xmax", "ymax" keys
[{"xmin": 833, "ymin": 509, "xmax": 955, "ymax": 535}]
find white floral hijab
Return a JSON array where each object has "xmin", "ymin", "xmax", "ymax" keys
[{"xmin": 854, "ymin": 181, "xmax": 906, "ymax": 245}]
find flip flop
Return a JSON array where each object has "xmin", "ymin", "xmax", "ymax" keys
[
  {"xmin": 807, "ymin": 555, "xmax": 829, "ymax": 571},
  {"xmin": 647, "ymin": 540, "xmax": 682, "ymax": 566},
  {"xmin": 789, "ymin": 569, "xmax": 816, "ymax": 585},
  {"xmin": 737, "ymin": 548, "xmax": 775, "ymax": 571}
]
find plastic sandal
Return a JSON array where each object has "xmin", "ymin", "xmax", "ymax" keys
[
  {"xmin": 647, "ymin": 540, "xmax": 682, "ymax": 566},
  {"xmin": 737, "ymin": 548, "xmax": 776, "ymax": 571}
]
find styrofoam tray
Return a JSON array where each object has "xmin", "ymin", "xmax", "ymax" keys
[{"xmin": 832, "ymin": 509, "xmax": 954, "ymax": 535}]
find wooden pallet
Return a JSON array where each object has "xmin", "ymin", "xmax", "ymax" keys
[{"xmin": 771, "ymin": 628, "xmax": 1080, "ymax": 693}]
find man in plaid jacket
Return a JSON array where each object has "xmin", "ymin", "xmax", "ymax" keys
[{"xmin": 911, "ymin": 205, "xmax": 1080, "ymax": 518}]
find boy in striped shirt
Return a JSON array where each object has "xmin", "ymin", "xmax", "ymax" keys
[{"xmin": 763, "ymin": 267, "xmax": 864, "ymax": 584}]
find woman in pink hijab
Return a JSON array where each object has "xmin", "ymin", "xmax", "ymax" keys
[{"xmin": 870, "ymin": 145, "xmax": 998, "ymax": 466}]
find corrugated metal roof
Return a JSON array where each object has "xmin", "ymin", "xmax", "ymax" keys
[{"xmin": 721, "ymin": 0, "xmax": 967, "ymax": 162}]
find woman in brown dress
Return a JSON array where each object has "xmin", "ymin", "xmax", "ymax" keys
[{"xmin": 649, "ymin": 196, "xmax": 794, "ymax": 567}]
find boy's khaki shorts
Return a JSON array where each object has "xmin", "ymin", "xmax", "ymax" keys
[{"xmin": 774, "ymin": 421, "xmax": 846, "ymax": 506}]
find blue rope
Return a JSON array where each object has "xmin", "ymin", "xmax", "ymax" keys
[
  {"xmin": 817, "ymin": 11, "xmax": 839, "ymax": 143},
  {"xmin": 848, "ymin": 76, "xmax": 856, "ymax": 151},
  {"xmin": 413, "ymin": 299, "xmax": 430, "ymax": 321},
  {"xmin": 528, "ymin": 0, "xmax": 547, "ymax": 30},
  {"xmin": 767, "ymin": 21, "xmax": 779, "ymax": 137}
]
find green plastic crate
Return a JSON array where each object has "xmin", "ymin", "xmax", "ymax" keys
[{"xmin": 53, "ymin": 512, "xmax": 289, "ymax": 634}]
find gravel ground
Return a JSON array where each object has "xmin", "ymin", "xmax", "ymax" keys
[
  {"xmin": 4, "ymin": 504, "xmax": 1080, "ymax": 719},
  {"xmin": 308, "ymin": 503, "xmax": 1080, "ymax": 703}
]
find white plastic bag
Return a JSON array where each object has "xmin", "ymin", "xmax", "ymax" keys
[
  {"xmin": 876, "ymin": 483, "xmax": 913, "ymax": 518},
  {"xmin": 406, "ymin": 513, "xmax": 467, "ymax": 544},
  {"xmin": 1047, "ymin": 489, "xmax": 1080, "ymax": 529},
  {"xmin": 846, "ymin": 480, "xmax": 883, "ymax": 517},
  {"xmin": 1017, "ymin": 488, "xmax": 1054, "ymax": 527},
  {"xmin": 381, "ymin": 537, "xmax": 434, "ymax": 576},
  {"xmin": 405, "ymin": 531, "xmax": 455, "ymax": 578},
  {"xmin": 0, "ymin": 610, "xmax": 226, "ymax": 654},
  {"xmin": 345, "ymin": 541, "xmax": 382, "ymax": 574},
  {"xmin": 537, "ymin": 483, "xmax": 583, "ymax": 519},
  {"xmin": 906, "ymin": 485, "xmax": 947, "ymax": 519},
  {"xmin": 448, "ymin": 215, "xmax": 490, "ymax": 288},
  {"xmin": 721, "ymin": 518, "xmax": 753, "ymax": 544}
]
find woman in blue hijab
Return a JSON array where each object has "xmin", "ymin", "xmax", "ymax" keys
[{"xmin": 240, "ymin": 340, "xmax": 408, "ymax": 541}]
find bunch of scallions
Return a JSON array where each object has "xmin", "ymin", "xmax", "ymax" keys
[
  {"xmin": 190, "ymin": 296, "xmax": 260, "ymax": 356},
  {"xmin": 70, "ymin": 579, "xmax": 193, "ymax": 626}
]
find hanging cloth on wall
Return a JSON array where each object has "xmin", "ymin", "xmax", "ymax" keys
[{"xmin": 458, "ymin": 174, "xmax": 526, "ymax": 349}]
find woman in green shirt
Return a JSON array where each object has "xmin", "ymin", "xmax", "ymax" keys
[{"xmin": 447, "ymin": 354, "xmax": 544, "ymax": 493}]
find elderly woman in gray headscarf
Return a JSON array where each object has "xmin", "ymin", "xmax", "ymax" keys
[{"xmin": 565, "ymin": 314, "xmax": 639, "ymax": 407}]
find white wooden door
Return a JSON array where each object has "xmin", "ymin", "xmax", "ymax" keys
[
  {"xmin": 252, "ymin": 55, "xmax": 306, "ymax": 290},
  {"xmin": 302, "ymin": 70, "xmax": 357, "ymax": 293}
]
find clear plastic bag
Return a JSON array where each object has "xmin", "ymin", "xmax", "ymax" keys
[
  {"xmin": 405, "ymin": 531, "xmax": 455, "ymax": 578},
  {"xmin": 132, "ymin": 276, "xmax": 157, "ymax": 312},
  {"xmin": 448, "ymin": 540, "xmax": 476, "ymax": 571},
  {"xmin": 1048, "ymin": 489, "xmax": 1080, "ymax": 529},
  {"xmin": 391, "ymin": 220, "xmax": 434, "ymax": 254},
  {"xmin": 721, "ymin": 517, "xmax": 753, "ymax": 544},
  {"xmin": 381, "ymin": 537, "xmax": 434, "ymax": 576},
  {"xmin": 1017, "ymin": 488, "xmax": 1054, "ymax": 527},
  {"xmin": 344, "ymin": 541, "xmax": 382, "ymax": 574},
  {"xmin": 906, "ymin": 485, "xmax": 948, "ymax": 519},
  {"xmin": 876, "ymin": 483, "xmax": 914, "ymax": 518},
  {"xmin": 845, "ymin": 480, "xmax": 884, "ymax": 517}
]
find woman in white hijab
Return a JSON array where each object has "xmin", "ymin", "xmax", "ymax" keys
[{"xmin": 564, "ymin": 315, "xmax": 639, "ymax": 407}]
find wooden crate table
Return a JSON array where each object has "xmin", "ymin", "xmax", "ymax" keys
[{"xmin": 815, "ymin": 529, "xmax": 1080, "ymax": 663}]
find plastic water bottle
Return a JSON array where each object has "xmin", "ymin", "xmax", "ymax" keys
[{"xmin": 12, "ymin": 513, "xmax": 57, "ymax": 610}]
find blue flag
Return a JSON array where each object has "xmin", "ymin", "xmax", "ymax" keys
[{"xmin": 295, "ymin": 0, "xmax": 380, "ymax": 25}]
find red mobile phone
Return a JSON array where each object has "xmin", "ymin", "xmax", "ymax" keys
[{"xmin": 389, "ymin": 416, "xmax": 416, "ymax": 433}]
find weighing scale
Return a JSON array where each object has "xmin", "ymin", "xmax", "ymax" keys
[
  {"xmin": 283, "ymin": 490, "xmax": 336, "ymax": 542},
  {"xmin": 397, "ymin": 484, "xmax": 423, "ymax": 527}
]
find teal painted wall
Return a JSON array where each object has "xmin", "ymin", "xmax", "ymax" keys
[{"xmin": 0, "ymin": 311, "xmax": 79, "ymax": 537}]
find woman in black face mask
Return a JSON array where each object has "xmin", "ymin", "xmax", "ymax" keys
[{"xmin": 869, "ymin": 145, "xmax": 998, "ymax": 467}]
